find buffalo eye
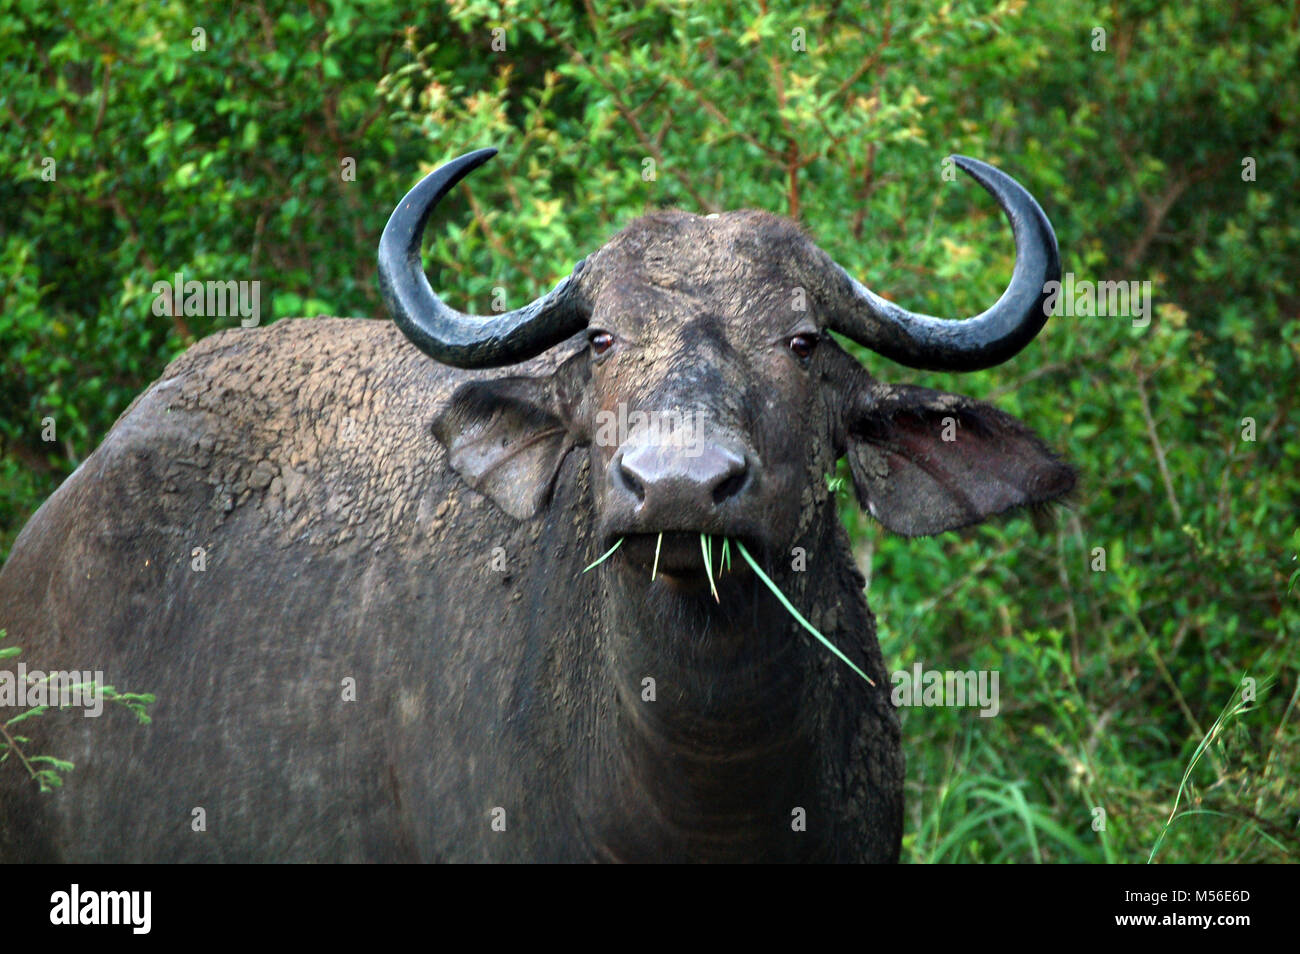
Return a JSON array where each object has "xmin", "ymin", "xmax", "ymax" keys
[
  {"xmin": 589, "ymin": 331, "xmax": 615, "ymax": 356},
  {"xmin": 788, "ymin": 333, "xmax": 819, "ymax": 361}
]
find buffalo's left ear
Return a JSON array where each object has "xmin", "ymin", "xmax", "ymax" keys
[
  {"xmin": 432, "ymin": 351, "xmax": 590, "ymax": 519},
  {"xmin": 844, "ymin": 381, "xmax": 1075, "ymax": 536}
]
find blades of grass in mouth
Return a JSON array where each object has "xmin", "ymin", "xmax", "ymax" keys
[
  {"xmin": 734, "ymin": 540, "xmax": 875, "ymax": 687},
  {"xmin": 700, "ymin": 534, "xmax": 719, "ymax": 602},
  {"xmin": 651, "ymin": 532, "xmax": 663, "ymax": 582},
  {"xmin": 721, "ymin": 537, "xmax": 731, "ymax": 574},
  {"xmin": 583, "ymin": 538, "xmax": 623, "ymax": 573}
]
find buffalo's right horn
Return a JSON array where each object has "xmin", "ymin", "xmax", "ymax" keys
[{"xmin": 378, "ymin": 148, "xmax": 590, "ymax": 368}]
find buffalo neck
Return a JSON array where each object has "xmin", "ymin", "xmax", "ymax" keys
[{"xmin": 584, "ymin": 538, "xmax": 831, "ymax": 861}]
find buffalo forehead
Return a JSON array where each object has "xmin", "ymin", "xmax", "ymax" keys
[{"xmin": 588, "ymin": 208, "xmax": 834, "ymax": 327}]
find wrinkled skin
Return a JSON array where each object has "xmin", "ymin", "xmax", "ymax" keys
[{"xmin": 0, "ymin": 210, "xmax": 1072, "ymax": 862}]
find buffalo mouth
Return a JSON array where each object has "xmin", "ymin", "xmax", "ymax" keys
[{"xmin": 611, "ymin": 531, "xmax": 761, "ymax": 585}]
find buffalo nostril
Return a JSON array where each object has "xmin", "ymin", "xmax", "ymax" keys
[
  {"xmin": 711, "ymin": 469, "xmax": 748, "ymax": 505},
  {"xmin": 616, "ymin": 459, "xmax": 647, "ymax": 502}
]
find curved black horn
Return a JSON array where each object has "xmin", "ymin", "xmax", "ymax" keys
[
  {"xmin": 378, "ymin": 148, "xmax": 589, "ymax": 368},
  {"xmin": 827, "ymin": 156, "xmax": 1060, "ymax": 372}
]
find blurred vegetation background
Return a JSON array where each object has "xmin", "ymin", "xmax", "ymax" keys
[{"xmin": 1, "ymin": 0, "xmax": 1296, "ymax": 862}]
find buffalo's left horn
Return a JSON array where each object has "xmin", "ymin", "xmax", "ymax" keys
[
  {"xmin": 827, "ymin": 156, "xmax": 1060, "ymax": 372},
  {"xmin": 378, "ymin": 147, "xmax": 590, "ymax": 368}
]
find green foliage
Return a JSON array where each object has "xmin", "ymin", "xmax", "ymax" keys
[
  {"xmin": 1, "ymin": 0, "xmax": 1296, "ymax": 860},
  {"xmin": 0, "ymin": 630, "xmax": 155, "ymax": 792}
]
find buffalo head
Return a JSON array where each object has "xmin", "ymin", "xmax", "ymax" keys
[{"xmin": 378, "ymin": 149, "xmax": 1073, "ymax": 585}]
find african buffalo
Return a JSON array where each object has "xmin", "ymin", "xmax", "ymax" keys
[{"xmin": 0, "ymin": 149, "xmax": 1073, "ymax": 862}]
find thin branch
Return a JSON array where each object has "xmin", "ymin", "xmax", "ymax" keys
[
  {"xmin": 93, "ymin": 57, "xmax": 111, "ymax": 137},
  {"xmin": 1133, "ymin": 364, "xmax": 1182, "ymax": 524},
  {"xmin": 0, "ymin": 718, "xmax": 40, "ymax": 784},
  {"xmin": 1056, "ymin": 526, "xmax": 1081, "ymax": 676}
]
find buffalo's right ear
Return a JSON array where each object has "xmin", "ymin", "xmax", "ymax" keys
[{"xmin": 432, "ymin": 351, "xmax": 590, "ymax": 519}]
